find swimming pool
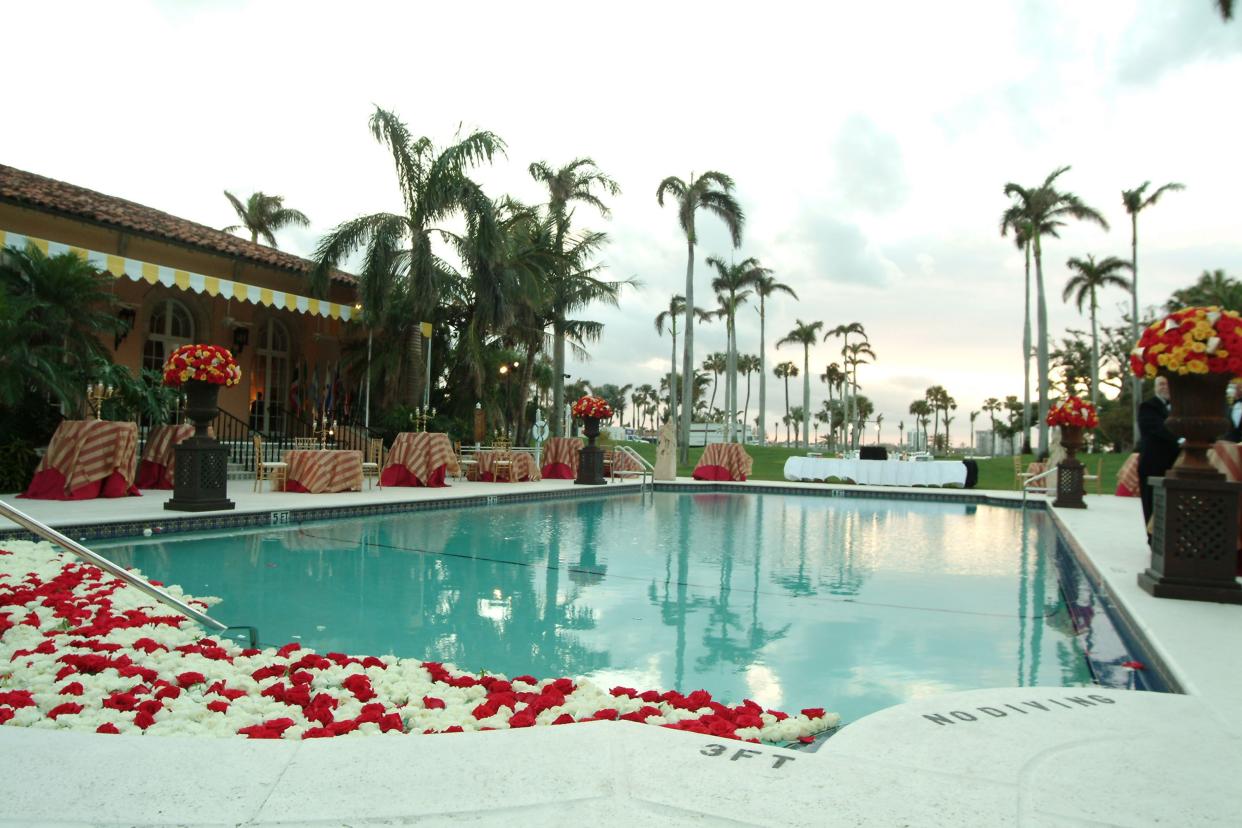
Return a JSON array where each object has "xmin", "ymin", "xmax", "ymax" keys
[{"xmin": 93, "ymin": 491, "xmax": 1144, "ymax": 723}]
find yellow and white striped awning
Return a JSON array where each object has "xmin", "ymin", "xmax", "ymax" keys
[{"xmin": 1, "ymin": 229, "xmax": 355, "ymax": 322}]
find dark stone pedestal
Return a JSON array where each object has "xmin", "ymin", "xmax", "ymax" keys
[
  {"xmin": 164, "ymin": 437, "xmax": 235, "ymax": 512},
  {"xmin": 1138, "ymin": 477, "xmax": 1242, "ymax": 604},
  {"xmin": 1053, "ymin": 459, "xmax": 1086, "ymax": 509},
  {"xmin": 576, "ymin": 445, "xmax": 607, "ymax": 486}
]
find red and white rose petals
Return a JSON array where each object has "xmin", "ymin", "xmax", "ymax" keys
[{"xmin": 0, "ymin": 541, "xmax": 838, "ymax": 742}]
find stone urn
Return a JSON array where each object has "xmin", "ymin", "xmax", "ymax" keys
[
  {"xmin": 165, "ymin": 379, "xmax": 235, "ymax": 512},
  {"xmin": 1165, "ymin": 372, "xmax": 1230, "ymax": 480}
]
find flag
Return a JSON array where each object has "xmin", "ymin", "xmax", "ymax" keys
[
  {"xmin": 310, "ymin": 366, "xmax": 320, "ymax": 421},
  {"xmin": 288, "ymin": 364, "xmax": 301, "ymax": 417},
  {"xmin": 324, "ymin": 362, "xmax": 335, "ymax": 420}
]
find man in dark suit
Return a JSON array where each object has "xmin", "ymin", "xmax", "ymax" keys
[{"xmin": 1138, "ymin": 375, "xmax": 1179, "ymax": 538}]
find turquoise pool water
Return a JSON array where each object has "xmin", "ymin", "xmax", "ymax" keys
[{"xmin": 94, "ymin": 492, "xmax": 1092, "ymax": 723}]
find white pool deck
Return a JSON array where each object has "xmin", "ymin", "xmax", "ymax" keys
[{"xmin": 1, "ymin": 478, "xmax": 1240, "ymax": 827}]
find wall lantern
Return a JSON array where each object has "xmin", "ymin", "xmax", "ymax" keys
[
  {"xmin": 232, "ymin": 325, "xmax": 250, "ymax": 356},
  {"xmin": 115, "ymin": 306, "xmax": 137, "ymax": 350}
]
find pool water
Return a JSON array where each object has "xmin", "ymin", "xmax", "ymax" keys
[{"xmin": 95, "ymin": 492, "xmax": 1096, "ymax": 723}]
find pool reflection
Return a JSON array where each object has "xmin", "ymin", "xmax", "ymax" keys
[{"xmin": 96, "ymin": 493, "xmax": 1094, "ymax": 723}]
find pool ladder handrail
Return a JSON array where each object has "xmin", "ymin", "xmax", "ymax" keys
[
  {"xmin": 0, "ymin": 499, "xmax": 230, "ymax": 634},
  {"xmin": 1021, "ymin": 466, "xmax": 1057, "ymax": 506},
  {"xmin": 612, "ymin": 445, "xmax": 654, "ymax": 491}
]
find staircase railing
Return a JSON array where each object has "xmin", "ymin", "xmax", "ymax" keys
[{"xmin": 612, "ymin": 445, "xmax": 654, "ymax": 491}]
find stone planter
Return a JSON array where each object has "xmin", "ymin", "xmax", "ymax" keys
[
  {"xmin": 575, "ymin": 416, "xmax": 606, "ymax": 486},
  {"xmin": 1053, "ymin": 425, "xmax": 1086, "ymax": 509},
  {"xmin": 165, "ymin": 380, "xmax": 235, "ymax": 512}
]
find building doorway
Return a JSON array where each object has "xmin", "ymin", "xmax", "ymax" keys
[{"xmin": 254, "ymin": 318, "xmax": 291, "ymax": 434}]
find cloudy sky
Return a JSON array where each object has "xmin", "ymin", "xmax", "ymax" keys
[{"xmin": 4, "ymin": 1, "xmax": 1242, "ymax": 444}]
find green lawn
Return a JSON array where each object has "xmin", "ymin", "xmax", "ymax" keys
[{"xmin": 614, "ymin": 441, "xmax": 1131, "ymax": 493}]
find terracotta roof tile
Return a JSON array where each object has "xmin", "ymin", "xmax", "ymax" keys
[{"xmin": 0, "ymin": 163, "xmax": 355, "ymax": 285}]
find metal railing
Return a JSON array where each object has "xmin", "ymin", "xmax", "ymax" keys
[
  {"xmin": 611, "ymin": 445, "xmax": 654, "ymax": 491},
  {"xmin": 0, "ymin": 499, "xmax": 232, "ymax": 634},
  {"xmin": 1021, "ymin": 467, "xmax": 1057, "ymax": 506}
]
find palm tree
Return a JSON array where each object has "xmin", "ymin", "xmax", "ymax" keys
[
  {"xmin": 969, "ymin": 409, "xmax": 980, "ymax": 450},
  {"xmin": 313, "ymin": 108, "xmax": 504, "ymax": 406},
  {"xmin": 983, "ymin": 397, "xmax": 1002, "ymax": 454},
  {"xmin": 875, "ymin": 413, "xmax": 884, "ymax": 445},
  {"xmin": 1003, "ymin": 166, "xmax": 1109, "ymax": 455},
  {"xmin": 942, "ymin": 399, "xmax": 957, "ymax": 452},
  {"xmin": 852, "ymin": 396, "xmax": 873, "ymax": 443},
  {"xmin": 0, "ymin": 244, "xmax": 122, "ymax": 410},
  {"xmin": 826, "ymin": 322, "xmax": 866, "ymax": 447},
  {"xmin": 790, "ymin": 406, "xmax": 806, "ymax": 446},
  {"xmin": 750, "ymin": 272, "xmax": 797, "ymax": 447},
  {"xmin": 703, "ymin": 352, "xmax": 728, "ymax": 415},
  {"xmin": 819, "ymin": 362, "xmax": 846, "ymax": 448},
  {"xmin": 909, "ymin": 399, "xmax": 932, "ymax": 451},
  {"xmin": 897, "ymin": 420, "xmax": 905, "ymax": 448},
  {"xmin": 1123, "ymin": 180, "xmax": 1184, "ymax": 443},
  {"xmin": 924, "ymin": 386, "xmax": 946, "ymax": 448},
  {"xmin": 655, "ymin": 295, "xmax": 695, "ymax": 428},
  {"xmin": 1220, "ymin": 1, "xmax": 1234, "ymax": 21},
  {"xmin": 738, "ymin": 354, "xmax": 761, "ymax": 442},
  {"xmin": 1063, "ymin": 254, "xmax": 1133, "ymax": 411},
  {"xmin": 223, "ymin": 191, "xmax": 310, "ymax": 247},
  {"xmin": 657, "ymin": 172, "xmax": 745, "ymax": 460},
  {"xmin": 777, "ymin": 320, "xmax": 824, "ymax": 449},
  {"xmin": 773, "ymin": 361, "xmax": 798, "ymax": 446},
  {"xmin": 530, "ymin": 158, "xmax": 621, "ymax": 436},
  {"xmin": 1001, "ymin": 208, "xmax": 1063, "ymax": 454},
  {"xmin": 707, "ymin": 256, "xmax": 765, "ymax": 442},
  {"xmin": 843, "ymin": 339, "xmax": 875, "ymax": 449},
  {"xmin": 1168, "ymin": 269, "xmax": 1242, "ymax": 310}
]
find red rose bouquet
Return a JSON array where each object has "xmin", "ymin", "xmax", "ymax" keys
[
  {"xmin": 571, "ymin": 395, "xmax": 612, "ymax": 420},
  {"xmin": 1047, "ymin": 396, "xmax": 1098, "ymax": 429},
  {"xmin": 162, "ymin": 344, "xmax": 242, "ymax": 387},
  {"xmin": 1129, "ymin": 306, "xmax": 1242, "ymax": 379}
]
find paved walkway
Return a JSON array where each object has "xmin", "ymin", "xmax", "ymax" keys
[{"xmin": 1, "ymin": 482, "xmax": 1239, "ymax": 826}]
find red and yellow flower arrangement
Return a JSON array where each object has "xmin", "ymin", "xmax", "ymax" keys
[
  {"xmin": 162, "ymin": 344, "xmax": 242, "ymax": 387},
  {"xmin": 571, "ymin": 395, "xmax": 612, "ymax": 420},
  {"xmin": 1047, "ymin": 396, "xmax": 1099, "ymax": 429},
  {"xmin": 1129, "ymin": 306, "xmax": 1242, "ymax": 379}
]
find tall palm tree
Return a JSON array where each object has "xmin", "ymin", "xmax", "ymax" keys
[
  {"xmin": 843, "ymin": 338, "xmax": 875, "ymax": 449},
  {"xmin": 819, "ymin": 362, "xmax": 846, "ymax": 448},
  {"xmin": 1122, "ymin": 180, "xmax": 1184, "ymax": 443},
  {"xmin": 1003, "ymin": 166, "xmax": 1109, "ymax": 455},
  {"xmin": 969, "ymin": 409, "xmax": 980, "ymax": 450},
  {"xmin": 777, "ymin": 320, "xmax": 823, "ymax": 449},
  {"xmin": 657, "ymin": 172, "xmax": 745, "ymax": 460},
  {"xmin": 313, "ymin": 108, "xmax": 504, "ymax": 406},
  {"xmin": 750, "ymin": 272, "xmax": 796, "ymax": 447},
  {"xmin": 707, "ymin": 256, "xmax": 765, "ymax": 441},
  {"xmin": 826, "ymin": 322, "xmax": 866, "ymax": 447},
  {"xmin": 1063, "ymin": 254, "xmax": 1133, "ymax": 411},
  {"xmin": 530, "ymin": 158, "xmax": 621, "ymax": 436},
  {"xmin": 738, "ymin": 354, "xmax": 761, "ymax": 441},
  {"xmin": 924, "ymin": 386, "xmax": 947, "ymax": 449},
  {"xmin": 897, "ymin": 420, "xmax": 905, "ymax": 448},
  {"xmin": 773, "ymin": 361, "xmax": 798, "ymax": 446},
  {"xmin": 656, "ymin": 295, "xmax": 713, "ymax": 426},
  {"xmin": 875, "ymin": 413, "xmax": 884, "ymax": 445},
  {"xmin": 223, "ymin": 191, "xmax": 310, "ymax": 247},
  {"xmin": 703, "ymin": 352, "xmax": 728, "ymax": 416},
  {"xmin": 790, "ymin": 406, "xmax": 806, "ymax": 446},
  {"xmin": 909, "ymin": 399, "xmax": 932, "ymax": 451},
  {"xmin": 983, "ymin": 397, "xmax": 1002, "ymax": 454},
  {"xmin": 1001, "ymin": 209, "xmax": 1064, "ymax": 454}
]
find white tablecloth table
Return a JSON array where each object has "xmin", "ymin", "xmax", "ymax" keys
[{"xmin": 783, "ymin": 456, "xmax": 967, "ymax": 487}]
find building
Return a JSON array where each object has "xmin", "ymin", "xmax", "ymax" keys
[{"xmin": 0, "ymin": 164, "xmax": 359, "ymax": 435}]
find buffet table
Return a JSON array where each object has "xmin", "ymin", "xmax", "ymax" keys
[
  {"xmin": 693, "ymin": 443, "xmax": 753, "ymax": 481},
  {"xmin": 21, "ymin": 420, "xmax": 140, "ymax": 500},
  {"xmin": 282, "ymin": 449, "xmax": 364, "ymax": 493},
  {"xmin": 380, "ymin": 432, "xmax": 458, "ymax": 487},
  {"xmin": 783, "ymin": 456, "xmax": 967, "ymax": 487}
]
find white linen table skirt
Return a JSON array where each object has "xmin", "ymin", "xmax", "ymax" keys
[{"xmin": 783, "ymin": 456, "xmax": 967, "ymax": 487}]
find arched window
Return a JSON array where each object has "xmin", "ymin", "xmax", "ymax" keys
[
  {"xmin": 142, "ymin": 298, "xmax": 195, "ymax": 373},
  {"xmin": 254, "ymin": 318, "xmax": 291, "ymax": 433}
]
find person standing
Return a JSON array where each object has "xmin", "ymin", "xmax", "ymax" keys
[
  {"xmin": 249, "ymin": 391, "xmax": 265, "ymax": 433},
  {"xmin": 1226, "ymin": 379, "xmax": 1242, "ymax": 442},
  {"xmin": 1137, "ymin": 375, "xmax": 1179, "ymax": 538}
]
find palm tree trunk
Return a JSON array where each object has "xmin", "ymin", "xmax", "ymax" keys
[
  {"xmin": 727, "ymin": 313, "xmax": 737, "ymax": 442},
  {"xmin": 783, "ymin": 376, "xmax": 791, "ymax": 447},
  {"xmin": 515, "ymin": 341, "xmax": 539, "ymax": 447},
  {"xmin": 404, "ymin": 327, "xmax": 422, "ymax": 407},
  {"xmin": 802, "ymin": 346, "xmax": 811, "ymax": 450},
  {"xmin": 552, "ymin": 318, "xmax": 566, "ymax": 437},
  {"xmin": 679, "ymin": 240, "xmax": 694, "ymax": 463},
  {"xmin": 1022, "ymin": 239, "xmax": 1033, "ymax": 454},
  {"xmin": 1034, "ymin": 229, "xmax": 1049, "ymax": 456},
  {"xmin": 1130, "ymin": 212, "xmax": 1141, "ymax": 446},
  {"xmin": 1090, "ymin": 289, "xmax": 1100, "ymax": 412},
  {"xmin": 743, "ymin": 369, "xmax": 752, "ymax": 442},
  {"xmin": 758, "ymin": 300, "xmax": 767, "ymax": 446},
  {"xmin": 669, "ymin": 325, "xmax": 679, "ymax": 429},
  {"xmin": 708, "ymin": 369, "xmax": 719, "ymax": 414}
]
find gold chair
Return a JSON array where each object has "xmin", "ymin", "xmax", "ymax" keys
[
  {"xmin": 491, "ymin": 436, "xmax": 514, "ymax": 482},
  {"xmin": 454, "ymin": 440, "xmax": 478, "ymax": 481},
  {"xmin": 1083, "ymin": 457, "xmax": 1103, "ymax": 495},
  {"xmin": 361, "ymin": 437, "xmax": 383, "ymax": 489},
  {"xmin": 252, "ymin": 435, "xmax": 288, "ymax": 492}
]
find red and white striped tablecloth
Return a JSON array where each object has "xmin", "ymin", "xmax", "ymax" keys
[
  {"xmin": 476, "ymin": 450, "xmax": 540, "ymax": 482},
  {"xmin": 541, "ymin": 437, "xmax": 582, "ymax": 479},
  {"xmin": 21, "ymin": 420, "xmax": 139, "ymax": 499},
  {"xmin": 692, "ymin": 443, "xmax": 753, "ymax": 481},
  {"xmin": 136, "ymin": 424, "xmax": 196, "ymax": 489},
  {"xmin": 282, "ymin": 449, "xmax": 363, "ymax": 493},
  {"xmin": 380, "ymin": 432, "xmax": 459, "ymax": 487}
]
